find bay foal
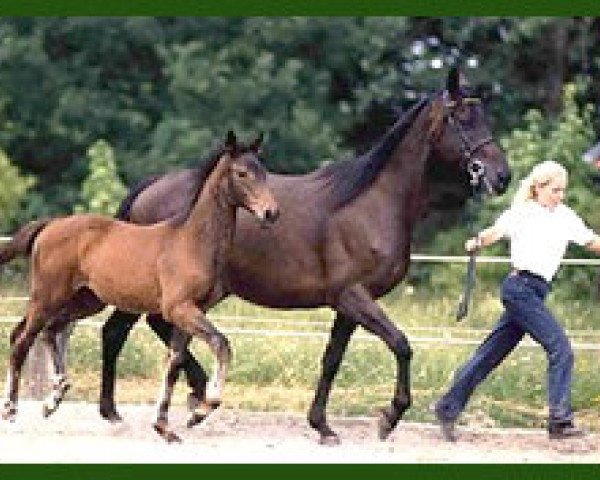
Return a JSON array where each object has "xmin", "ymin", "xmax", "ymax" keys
[{"xmin": 0, "ymin": 131, "xmax": 278, "ymax": 442}]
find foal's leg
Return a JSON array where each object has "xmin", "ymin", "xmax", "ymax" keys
[
  {"xmin": 333, "ymin": 285, "xmax": 412, "ymax": 441},
  {"xmin": 152, "ymin": 327, "xmax": 191, "ymax": 443},
  {"xmin": 146, "ymin": 314, "xmax": 209, "ymax": 421},
  {"xmin": 308, "ymin": 313, "xmax": 357, "ymax": 445},
  {"xmin": 40, "ymin": 289, "xmax": 104, "ymax": 418},
  {"xmin": 169, "ymin": 303, "xmax": 231, "ymax": 404},
  {"xmin": 2, "ymin": 307, "xmax": 47, "ymax": 421},
  {"xmin": 39, "ymin": 323, "xmax": 74, "ymax": 417}
]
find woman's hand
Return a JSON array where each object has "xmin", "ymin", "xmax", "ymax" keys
[{"xmin": 465, "ymin": 235, "xmax": 482, "ymax": 253}]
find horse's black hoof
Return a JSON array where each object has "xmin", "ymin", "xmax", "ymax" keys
[
  {"xmin": 319, "ymin": 433, "xmax": 341, "ymax": 446},
  {"xmin": 377, "ymin": 409, "xmax": 394, "ymax": 441},
  {"xmin": 101, "ymin": 410, "xmax": 123, "ymax": 423},
  {"xmin": 153, "ymin": 422, "xmax": 182, "ymax": 443},
  {"xmin": 165, "ymin": 431, "xmax": 182, "ymax": 443},
  {"xmin": 42, "ymin": 404, "xmax": 54, "ymax": 418}
]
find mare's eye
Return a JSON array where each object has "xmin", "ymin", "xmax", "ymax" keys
[{"xmin": 236, "ymin": 170, "xmax": 248, "ymax": 178}]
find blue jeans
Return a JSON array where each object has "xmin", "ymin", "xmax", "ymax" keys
[{"xmin": 436, "ymin": 271, "xmax": 575, "ymax": 426}]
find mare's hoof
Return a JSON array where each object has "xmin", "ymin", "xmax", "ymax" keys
[
  {"xmin": 319, "ymin": 433, "xmax": 341, "ymax": 446},
  {"xmin": 153, "ymin": 422, "xmax": 182, "ymax": 444},
  {"xmin": 99, "ymin": 407, "xmax": 123, "ymax": 423},
  {"xmin": 377, "ymin": 409, "xmax": 394, "ymax": 441}
]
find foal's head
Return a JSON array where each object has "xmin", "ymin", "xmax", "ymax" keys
[
  {"xmin": 222, "ymin": 131, "xmax": 279, "ymax": 224},
  {"xmin": 426, "ymin": 67, "xmax": 511, "ymax": 196}
]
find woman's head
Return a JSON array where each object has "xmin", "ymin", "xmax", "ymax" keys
[{"xmin": 512, "ymin": 160, "xmax": 568, "ymax": 210}]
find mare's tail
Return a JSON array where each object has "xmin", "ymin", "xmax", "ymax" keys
[{"xmin": 0, "ymin": 218, "xmax": 52, "ymax": 265}]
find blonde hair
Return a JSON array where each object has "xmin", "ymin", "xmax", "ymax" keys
[{"xmin": 512, "ymin": 160, "xmax": 568, "ymax": 206}]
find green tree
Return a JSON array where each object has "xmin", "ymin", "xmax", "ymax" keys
[
  {"xmin": 0, "ymin": 148, "xmax": 35, "ymax": 232},
  {"xmin": 76, "ymin": 140, "xmax": 126, "ymax": 216}
]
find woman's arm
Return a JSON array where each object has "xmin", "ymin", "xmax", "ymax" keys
[{"xmin": 465, "ymin": 225, "xmax": 504, "ymax": 253}]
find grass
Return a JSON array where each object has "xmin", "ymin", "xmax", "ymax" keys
[{"xmin": 0, "ymin": 274, "xmax": 599, "ymax": 432}]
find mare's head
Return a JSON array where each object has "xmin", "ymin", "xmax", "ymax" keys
[
  {"xmin": 425, "ymin": 67, "xmax": 511, "ymax": 199},
  {"xmin": 222, "ymin": 131, "xmax": 279, "ymax": 224}
]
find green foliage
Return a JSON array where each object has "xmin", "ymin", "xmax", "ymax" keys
[
  {"xmin": 76, "ymin": 140, "xmax": 127, "ymax": 215},
  {"xmin": 1, "ymin": 17, "xmax": 597, "ymax": 217},
  {"xmin": 0, "ymin": 148, "xmax": 35, "ymax": 232}
]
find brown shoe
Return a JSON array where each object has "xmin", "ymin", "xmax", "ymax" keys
[{"xmin": 548, "ymin": 423, "xmax": 586, "ymax": 440}]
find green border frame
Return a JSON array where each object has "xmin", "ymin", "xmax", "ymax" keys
[
  {"xmin": 0, "ymin": 0, "xmax": 599, "ymax": 16},
  {"xmin": 5, "ymin": 464, "xmax": 600, "ymax": 479}
]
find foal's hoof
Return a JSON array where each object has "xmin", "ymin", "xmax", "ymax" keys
[
  {"xmin": 186, "ymin": 400, "xmax": 218, "ymax": 428},
  {"xmin": 42, "ymin": 404, "xmax": 55, "ymax": 418},
  {"xmin": 1, "ymin": 404, "xmax": 17, "ymax": 422},
  {"xmin": 153, "ymin": 422, "xmax": 182, "ymax": 444},
  {"xmin": 186, "ymin": 412, "xmax": 207, "ymax": 428},
  {"xmin": 319, "ymin": 433, "xmax": 341, "ymax": 446},
  {"xmin": 377, "ymin": 408, "xmax": 395, "ymax": 441}
]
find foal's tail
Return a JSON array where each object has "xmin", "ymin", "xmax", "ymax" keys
[{"xmin": 0, "ymin": 218, "xmax": 52, "ymax": 264}]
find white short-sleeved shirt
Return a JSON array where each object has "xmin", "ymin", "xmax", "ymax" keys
[{"xmin": 493, "ymin": 200, "xmax": 595, "ymax": 282}]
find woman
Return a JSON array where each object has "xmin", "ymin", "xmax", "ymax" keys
[{"xmin": 434, "ymin": 160, "xmax": 600, "ymax": 441}]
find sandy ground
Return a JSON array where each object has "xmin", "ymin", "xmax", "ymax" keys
[{"xmin": 0, "ymin": 401, "xmax": 597, "ymax": 463}]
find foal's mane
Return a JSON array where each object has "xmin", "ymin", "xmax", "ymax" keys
[
  {"xmin": 169, "ymin": 140, "xmax": 258, "ymax": 227},
  {"xmin": 316, "ymin": 97, "xmax": 429, "ymax": 210},
  {"xmin": 166, "ymin": 144, "xmax": 228, "ymax": 227}
]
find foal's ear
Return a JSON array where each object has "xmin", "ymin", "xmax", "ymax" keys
[
  {"xmin": 225, "ymin": 130, "xmax": 238, "ymax": 151},
  {"xmin": 249, "ymin": 132, "xmax": 264, "ymax": 153}
]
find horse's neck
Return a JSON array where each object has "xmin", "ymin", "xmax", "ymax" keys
[
  {"xmin": 182, "ymin": 161, "xmax": 237, "ymax": 253},
  {"xmin": 379, "ymin": 109, "xmax": 432, "ymax": 217}
]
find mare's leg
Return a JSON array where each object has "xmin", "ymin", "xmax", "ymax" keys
[
  {"xmin": 333, "ymin": 285, "xmax": 412, "ymax": 441},
  {"xmin": 308, "ymin": 313, "xmax": 357, "ymax": 445},
  {"xmin": 100, "ymin": 309, "xmax": 140, "ymax": 421}
]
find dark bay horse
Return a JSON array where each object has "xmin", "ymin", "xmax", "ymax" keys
[{"xmin": 0, "ymin": 131, "xmax": 278, "ymax": 442}]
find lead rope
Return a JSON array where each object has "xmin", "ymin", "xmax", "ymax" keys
[{"xmin": 456, "ymin": 180, "xmax": 483, "ymax": 321}]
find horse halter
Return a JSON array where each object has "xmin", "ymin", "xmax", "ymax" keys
[{"xmin": 443, "ymin": 95, "xmax": 494, "ymax": 192}]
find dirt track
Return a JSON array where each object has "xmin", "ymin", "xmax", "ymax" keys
[{"xmin": 0, "ymin": 401, "xmax": 597, "ymax": 463}]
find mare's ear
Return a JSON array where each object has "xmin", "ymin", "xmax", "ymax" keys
[
  {"xmin": 446, "ymin": 66, "xmax": 469, "ymax": 100},
  {"xmin": 446, "ymin": 66, "xmax": 460, "ymax": 99},
  {"xmin": 249, "ymin": 132, "xmax": 264, "ymax": 152},
  {"xmin": 225, "ymin": 130, "xmax": 238, "ymax": 152}
]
